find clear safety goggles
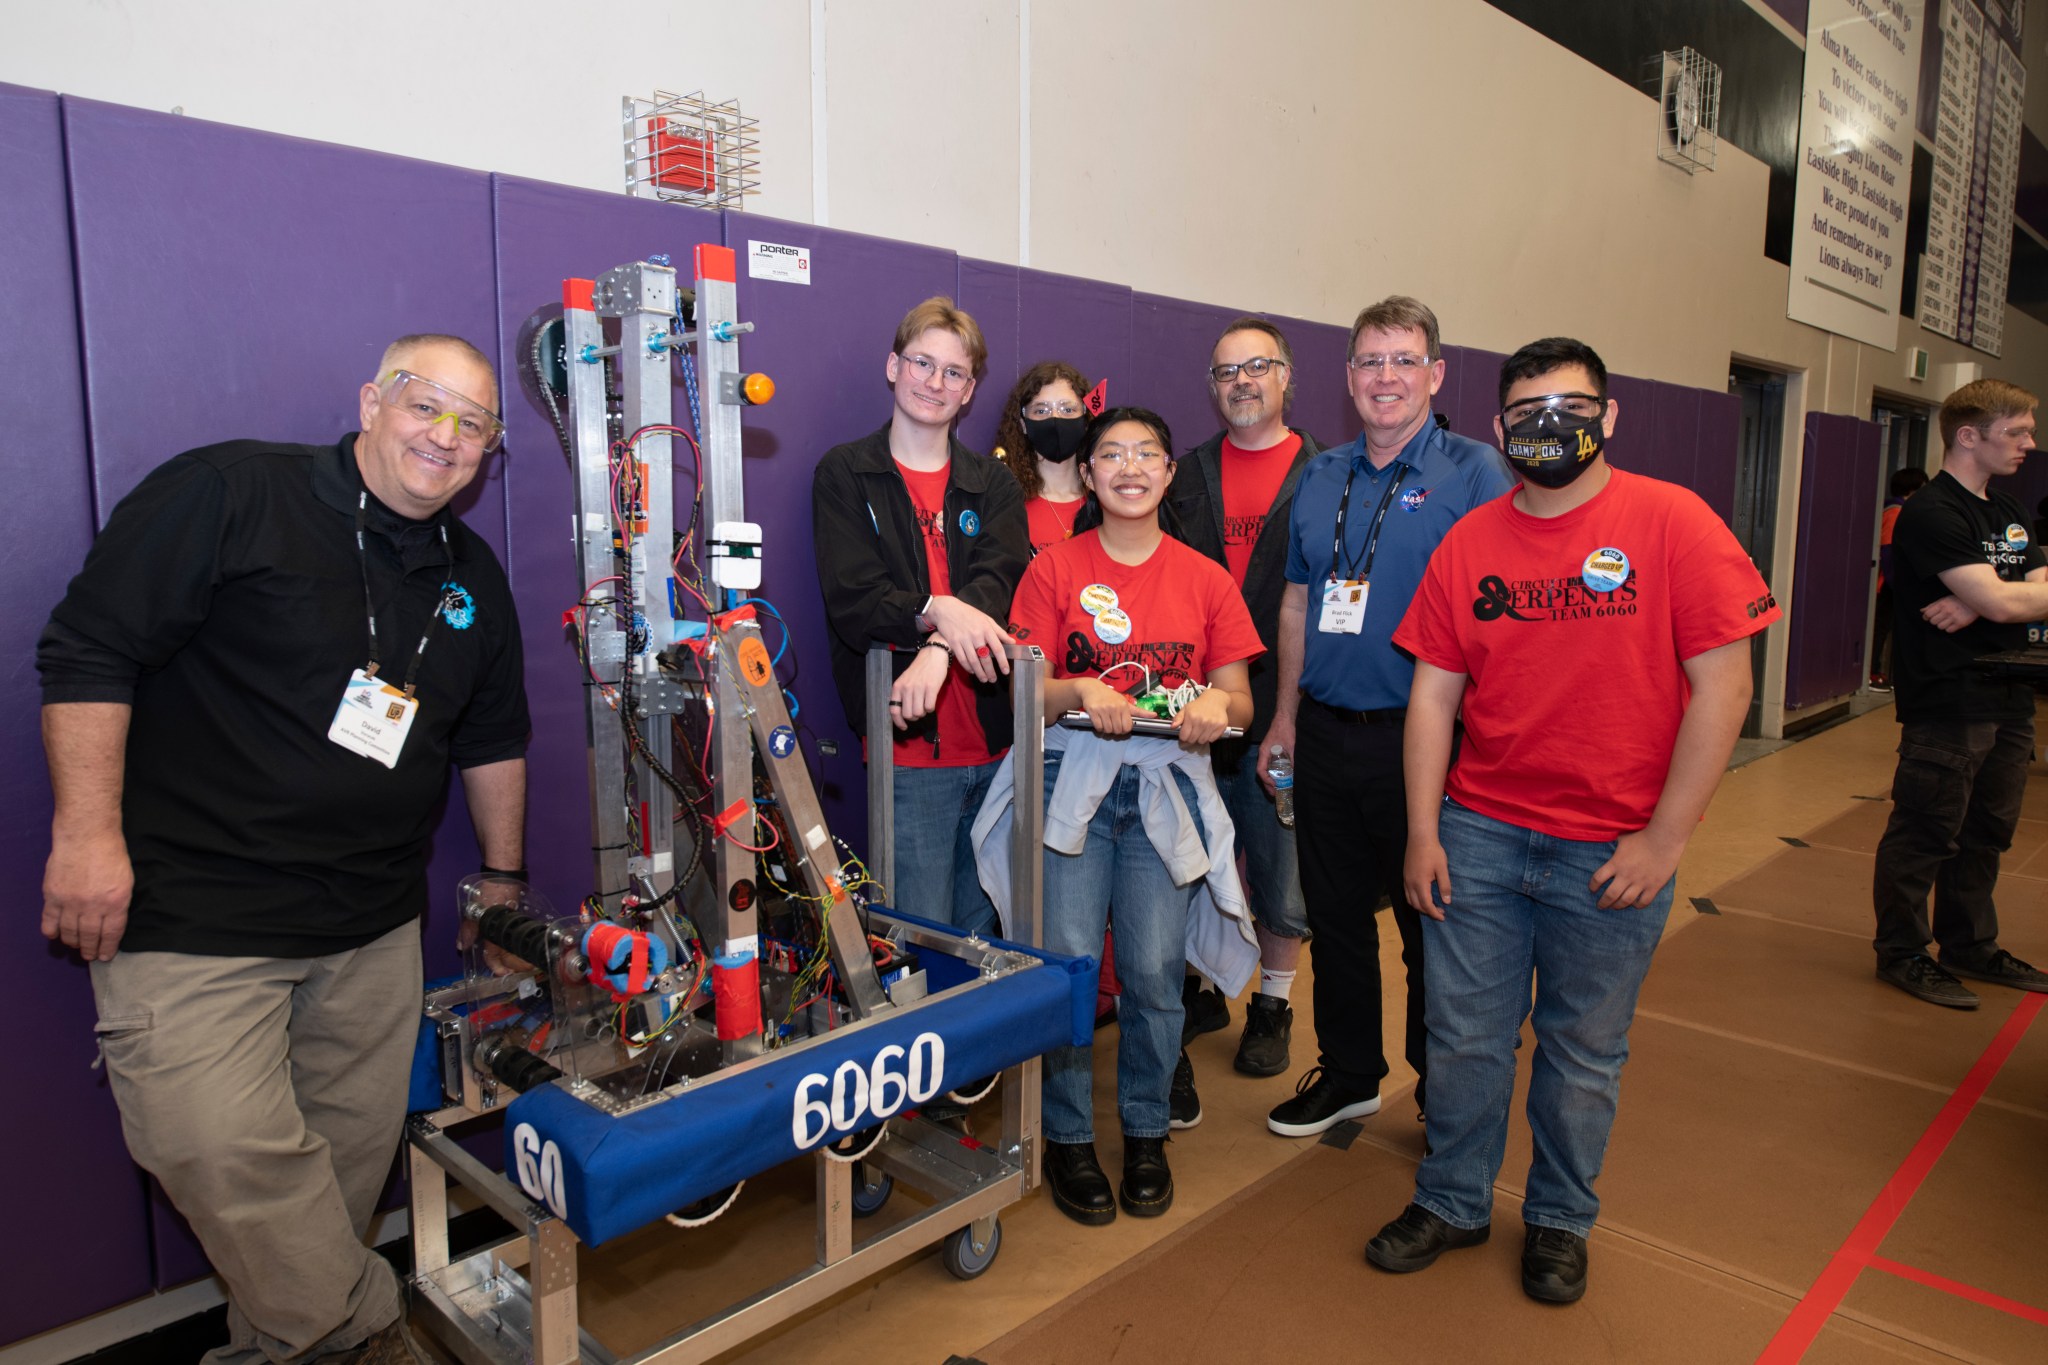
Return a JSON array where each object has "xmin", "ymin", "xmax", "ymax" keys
[
  {"xmin": 1501, "ymin": 392, "xmax": 1606, "ymax": 427},
  {"xmin": 379, "ymin": 370, "xmax": 505, "ymax": 452}
]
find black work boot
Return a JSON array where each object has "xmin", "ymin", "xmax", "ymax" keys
[
  {"xmin": 1043, "ymin": 1140, "xmax": 1116, "ymax": 1225},
  {"xmin": 1118, "ymin": 1134, "xmax": 1174, "ymax": 1217},
  {"xmin": 1233, "ymin": 992, "xmax": 1293, "ymax": 1076}
]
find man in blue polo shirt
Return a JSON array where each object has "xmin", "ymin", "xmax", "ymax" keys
[{"xmin": 1261, "ymin": 296, "xmax": 1512, "ymax": 1137}]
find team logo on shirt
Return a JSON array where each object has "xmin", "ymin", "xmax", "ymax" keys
[
  {"xmin": 1471, "ymin": 569, "xmax": 1639, "ymax": 623},
  {"xmin": 1065, "ymin": 633, "xmax": 1197, "ymax": 691},
  {"xmin": 1223, "ymin": 513, "xmax": 1265, "ymax": 545},
  {"xmin": 441, "ymin": 582, "xmax": 476, "ymax": 630},
  {"xmin": 1400, "ymin": 488, "xmax": 1428, "ymax": 512}
]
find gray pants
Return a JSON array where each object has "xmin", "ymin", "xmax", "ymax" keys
[{"xmin": 91, "ymin": 921, "xmax": 423, "ymax": 1363}]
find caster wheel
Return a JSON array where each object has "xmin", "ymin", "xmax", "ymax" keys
[
  {"xmin": 941, "ymin": 1218, "xmax": 1002, "ymax": 1280},
  {"xmin": 851, "ymin": 1164, "xmax": 894, "ymax": 1218}
]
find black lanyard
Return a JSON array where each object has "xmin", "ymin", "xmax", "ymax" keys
[
  {"xmin": 355, "ymin": 492, "xmax": 454, "ymax": 699},
  {"xmin": 1331, "ymin": 461, "xmax": 1407, "ymax": 581}
]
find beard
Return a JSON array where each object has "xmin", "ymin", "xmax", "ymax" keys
[{"xmin": 1223, "ymin": 391, "xmax": 1269, "ymax": 429}]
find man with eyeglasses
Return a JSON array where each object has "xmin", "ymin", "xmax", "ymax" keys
[
  {"xmin": 1367, "ymin": 335, "xmax": 1774, "ymax": 1304},
  {"xmin": 1264, "ymin": 296, "xmax": 1513, "ymax": 1143},
  {"xmin": 37, "ymin": 335, "xmax": 529, "ymax": 1362},
  {"xmin": 812, "ymin": 297, "xmax": 1027, "ymax": 938},
  {"xmin": 1161, "ymin": 318, "xmax": 1321, "ymax": 1109}
]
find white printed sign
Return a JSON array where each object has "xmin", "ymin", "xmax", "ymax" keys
[
  {"xmin": 748, "ymin": 239, "xmax": 811, "ymax": 285},
  {"xmin": 1787, "ymin": 0, "xmax": 1925, "ymax": 349}
]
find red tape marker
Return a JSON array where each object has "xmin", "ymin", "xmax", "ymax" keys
[{"xmin": 1756, "ymin": 993, "xmax": 2042, "ymax": 1363}]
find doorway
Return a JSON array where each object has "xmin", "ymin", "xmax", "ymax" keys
[{"xmin": 1730, "ymin": 363, "xmax": 1787, "ymax": 737}]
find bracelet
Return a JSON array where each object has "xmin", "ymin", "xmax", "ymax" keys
[
  {"xmin": 479, "ymin": 864, "xmax": 529, "ymax": 882},
  {"xmin": 921, "ymin": 640, "xmax": 951, "ymax": 655}
]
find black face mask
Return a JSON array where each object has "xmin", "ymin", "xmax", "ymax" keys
[
  {"xmin": 1023, "ymin": 415, "xmax": 1088, "ymax": 463},
  {"xmin": 1503, "ymin": 408, "xmax": 1604, "ymax": 489}
]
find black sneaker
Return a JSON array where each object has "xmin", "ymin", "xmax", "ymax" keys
[
  {"xmin": 1233, "ymin": 992, "xmax": 1292, "ymax": 1076},
  {"xmin": 1940, "ymin": 947, "xmax": 2048, "ymax": 994},
  {"xmin": 1522, "ymin": 1225, "xmax": 1588, "ymax": 1303},
  {"xmin": 1267, "ymin": 1066, "xmax": 1380, "ymax": 1137},
  {"xmin": 1169, "ymin": 1049, "xmax": 1202, "ymax": 1129},
  {"xmin": 1181, "ymin": 976, "xmax": 1229, "ymax": 1045},
  {"xmin": 1877, "ymin": 954, "xmax": 1980, "ymax": 1009},
  {"xmin": 1365, "ymin": 1203, "xmax": 1489, "ymax": 1273}
]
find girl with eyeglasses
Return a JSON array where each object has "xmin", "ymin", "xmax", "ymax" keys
[{"xmin": 994, "ymin": 361, "xmax": 1094, "ymax": 556}]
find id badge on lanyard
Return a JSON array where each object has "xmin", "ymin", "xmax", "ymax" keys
[
  {"xmin": 1319, "ymin": 578, "xmax": 1368, "ymax": 634},
  {"xmin": 329, "ymin": 670, "xmax": 420, "ymax": 768},
  {"xmin": 327, "ymin": 490, "xmax": 449, "ymax": 768}
]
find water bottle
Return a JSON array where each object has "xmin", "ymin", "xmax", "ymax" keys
[{"xmin": 1266, "ymin": 744, "xmax": 1295, "ymax": 828}]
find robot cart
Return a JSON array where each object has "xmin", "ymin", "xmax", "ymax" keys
[{"xmin": 402, "ymin": 253, "xmax": 1078, "ymax": 1364}]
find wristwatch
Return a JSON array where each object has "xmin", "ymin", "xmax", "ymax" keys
[{"xmin": 913, "ymin": 595, "xmax": 935, "ymax": 635}]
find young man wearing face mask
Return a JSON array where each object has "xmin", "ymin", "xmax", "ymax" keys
[
  {"xmin": 1162, "ymin": 319, "xmax": 1322, "ymax": 1102},
  {"xmin": 1265, "ymin": 297, "xmax": 1513, "ymax": 1140},
  {"xmin": 1366, "ymin": 336, "xmax": 1777, "ymax": 1305}
]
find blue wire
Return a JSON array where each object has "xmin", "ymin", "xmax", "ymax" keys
[{"xmin": 736, "ymin": 597, "xmax": 789, "ymax": 665}]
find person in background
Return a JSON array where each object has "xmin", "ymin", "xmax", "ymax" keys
[
  {"xmin": 989, "ymin": 406, "xmax": 1260, "ymax": 1226},
  {"xmin": 1871, "ymin": 378, "xmax": 2048, "ymax": 1008},
  {"xmin": 1870, "ymin": 466, "xmax": 1928, "ymax": 690},
  {"xmin": 996, "ymin": 360, "xmax": 1096, "ymax": 557},
  {"xmin": 810, "ymin": 297, "xmax": 1028, "ymax": 935},
  {"xmin": 1162, "ymin": 317, "xmax": 1322, "ymax": 1129}
]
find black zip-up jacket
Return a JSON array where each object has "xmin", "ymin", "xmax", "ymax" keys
[
  {"xmin": 811, "ymin": 424, "xmax": 1029, "ymax": 755},
  {"xmin": 1163, "ymin": 426, "xmax": 1321, "ymax": 756}
]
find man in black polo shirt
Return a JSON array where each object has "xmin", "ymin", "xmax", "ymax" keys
[
  {"xmin": 1873, "ymin": 378, "xmax": 2048, "ymax": 1007},
  {"xmin": 39, "ymin": 335, "xmax": 529, "ymax": 1364}
]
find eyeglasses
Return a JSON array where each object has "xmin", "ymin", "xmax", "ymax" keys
[
  {"xmin": 1090, "ymin": 445, "xmax": 1169, "ymax": 471},
  {"xmin": 1024, "ymin": 400, "xmax": 1085, "ymax": 420},
  {"xmin": 898, "ymin": 352, "xmax": 974, "ymax": 391},
  {"xmin": 1348, "ymin": 353, "xmax": 1433, "ymax": 374},
  {"xmin": 379, "ymin": 370, "xmax": 505, "ymax": 452},
  {"xmin": 1208, "ymin": 356, "xmax": 1287, "ymax": 383},
  {"xmin": 1501, "ymin": 392, "xmax": 1607, "ymax": 425}
]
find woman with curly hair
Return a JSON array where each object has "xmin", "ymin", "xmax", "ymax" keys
[{"xmin": 994, "ymin": 360, "xmax": 1093, "ymax": 556}]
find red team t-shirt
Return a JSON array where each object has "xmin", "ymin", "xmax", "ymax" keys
[
  {"xmin": 1393, "ymin": 469, "xmax": 1779, "ymax": 841},
  {"xmin": 895, "ymin": 460, "xmax": 992, "ymax": 768},
  {"xmin": 1011, "ymin": 530, "xmax": 1265, "ymax": 699},
  {"xmin": 1025, "ymin": 495, "xmax": 1084, "ymax": 557},
  {"xmin": 1220, "ymin": 433, "xmax": 1300, "ymax": 588}
]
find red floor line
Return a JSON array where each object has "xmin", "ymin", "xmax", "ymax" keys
[
  {"xmin": 1755, "ymin": 993, "xmax": 2043, "ymax": 1364},
  {"xmin": 1867, "ymin": 1254, "xmax": 2048, "ymax": 1328}
]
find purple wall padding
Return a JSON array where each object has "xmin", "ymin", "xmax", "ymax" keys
[
  {"xmin": 1444, "ymin": 346, "xmax": 1510, "ymax": 445},
  {"xmin": 490, "ymin": 175, "xmax": 722, "ymax": 915},
  {"xmin": 1641, "ymin": 381, "xmax": 1703, "ymax": 487},
  {"xmin": 955, "ymin": 257, "xmax": 1021, "ymax": 456},
  {"xmin": 1694, "ymin": 390, "xmax": 1742, "ymax": 525},
  {"xmin": 0, "ymin": 82, "xmax": 157, "ymax": 1347},
  {"xmin": 1266, "ymin": 312, "xmax": 1361, "ymax": 449},
  {"xmin": 730, "ymin": 213, "xmax": 957, "ymax": 850},
  {"xmin": 1787, "ymin": 414, "xmax": 1883, "ymax": 707},
  {"xmin": 62, "ymin": 94, "xmax": 505, "ymax": 1290},
  {"xmin": 1132, "ymin": 293, "xmax": 1243, "ymax": 456},
  {"xmin": 1019, "ymin": 269, "xmax": 1132, "ymax": 417}
]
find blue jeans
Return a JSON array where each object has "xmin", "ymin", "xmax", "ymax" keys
[
  {"xmin": 1213, "ymin": 742, "xmax": 1309, "ymax": 939},
  {"xmin": 1415, "ymin": 800, "xmax": 1672, "ymax": 1237},
  {"xmin": 891, "ymin": 761, "xmax": 1000, "ymax": 935},
  {"xmin": 1041, "ymin": 756, "xmax": 1205, "ymax": 1142}
]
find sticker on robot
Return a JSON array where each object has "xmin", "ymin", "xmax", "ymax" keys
[
  {"xmin": 747, "ymin": 239, "xmax": 811, "ymax": 285},
  {"xmin": 768, "ymin": 725, "xmax": 797, "ymax": 759}
]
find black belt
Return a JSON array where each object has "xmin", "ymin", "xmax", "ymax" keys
[{"xmin": 1306, "ymin": 696, "xmax": 1406, "ymax": 726}]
